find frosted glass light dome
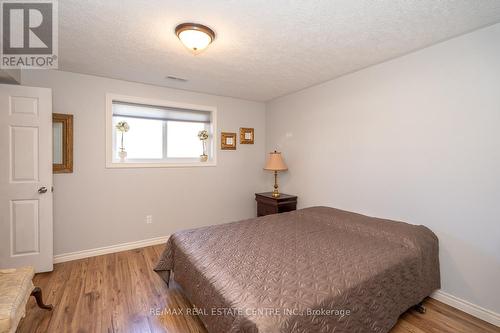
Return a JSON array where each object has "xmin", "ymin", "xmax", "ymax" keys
[{"xmin": 175, "ymin": 23, "xmax": 215, "ymax": 54}]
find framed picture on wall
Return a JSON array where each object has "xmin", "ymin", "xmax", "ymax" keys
[
  {"xmin": 221, "ymin": 132, "xmax": 237, "ymax": 150},
  {"xmin": 53, "ymin": 113, "xmax": 74, "ymax": 173},
  {"xmin": 240, "ymin": 127, "xmax": 254, "ymax": 144}
]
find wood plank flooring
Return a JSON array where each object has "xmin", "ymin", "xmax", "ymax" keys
[{"xmin": 17, "ymin": 245, "xmax": 499, "ymax": 333}]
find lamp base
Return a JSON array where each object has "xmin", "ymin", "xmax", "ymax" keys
[{"xmin": 272, "ymin": 170, "xmax": 280, "ymax": 197}]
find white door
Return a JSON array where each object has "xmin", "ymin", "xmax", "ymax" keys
[{"xmin": 0, "ymin": 84, "xmax": 53, "ymax": 272}]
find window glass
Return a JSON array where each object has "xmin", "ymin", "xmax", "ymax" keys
[
  {"xmin": 167, "ymin": 121, "xmax": 205, "ymax": 158},
  {"xmin": 113, "ymin": 116, "xmax": 163, "ymax": 159}
]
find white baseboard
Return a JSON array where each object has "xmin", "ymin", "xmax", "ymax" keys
[
  {"xmin": 53, "ymin": 235, "xmax": 170, "ymax": 264},
  {"xmin": 431, "ymin": 290, "xmax": 500, "ymax": 327}
]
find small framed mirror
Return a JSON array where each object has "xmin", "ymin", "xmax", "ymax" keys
[{"xmin": 53, "ymin": 113, "xmax": 73, "ymax": 173}]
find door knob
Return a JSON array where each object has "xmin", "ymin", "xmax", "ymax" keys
[{"xmin": 38, "ymin": 186, "xmax": 48, "ymax": 194}]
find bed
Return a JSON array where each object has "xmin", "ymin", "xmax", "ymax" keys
[{"xmin": 155, "ymin": 206, "xmax": 440, "ymax": 333}]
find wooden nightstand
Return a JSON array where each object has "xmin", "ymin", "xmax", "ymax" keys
[{"xmin": 255, "ymin": 192, "xmax": 298, "ymax": 217}]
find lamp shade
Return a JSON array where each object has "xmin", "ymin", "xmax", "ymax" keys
[{"xmin": 264, "ymin": 151, "xmax": 288, "ymax": 171}]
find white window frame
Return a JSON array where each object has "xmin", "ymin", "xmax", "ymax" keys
[{"xmin": 106, "ymin": 93, "xmax": 217, "ymax": 168}]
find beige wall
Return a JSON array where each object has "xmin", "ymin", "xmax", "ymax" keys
[
  {"xmin": 0, "ymin": 69, "xmax": 21, "ymax": 84},
  {"xmin": 266, "ymin": 24, "xmax": 500, "ymax": 314},
  {"xmin": 21, "ymin": 70, "xmax": 268, "ymax": 256}
]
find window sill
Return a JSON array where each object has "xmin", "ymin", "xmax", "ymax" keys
[{"xmin": 106, "ymin": 160, "xmax": 217, "ymax": 168}]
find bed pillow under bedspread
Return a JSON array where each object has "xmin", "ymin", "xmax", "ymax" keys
[{"xmin": 155, "ymin": 206, "xmax": 440, "ymax": 333}]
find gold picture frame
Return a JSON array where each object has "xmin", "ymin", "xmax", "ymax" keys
[
  {"xmin": 53, "ymin": 113, "xmax": 74, "ymax": 173},
  {"xmin": 221, "ymin": 132, "xmax": 237, "ymax": 150},
  {"xmin": 240, "ymin": 127, "xmax": 254, "ymax": 144}
]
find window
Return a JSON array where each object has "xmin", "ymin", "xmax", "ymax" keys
[{"xmin": 106, "ymin": 94, "xmax": 216, "ymax": 167}]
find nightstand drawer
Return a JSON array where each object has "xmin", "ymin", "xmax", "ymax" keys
[
  {"xmin": 255, "ymin": 192, "xmax": 298, "ymax": 217},
  {"xmin": 257, "ymin": 204, "xmax": 278, "ymax": 217}
]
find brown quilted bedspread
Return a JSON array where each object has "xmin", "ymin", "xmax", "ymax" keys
[{"xmin": 155, "ymin": 206, "xmax": 440, "ymax": 333}]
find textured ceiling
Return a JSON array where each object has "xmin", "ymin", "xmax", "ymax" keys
[{"xmin": 58, "ymin": 0, "xmax": 500, "ymax": 101}]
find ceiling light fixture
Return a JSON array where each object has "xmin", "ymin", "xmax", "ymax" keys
[{"xmin": 175, "ymin": 23, "xmax": 215, "ymax": 54}]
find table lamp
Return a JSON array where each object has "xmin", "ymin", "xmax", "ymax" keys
[{"xmin": 264, "ymin": 150, "xmax": 288, "ymax": 198}]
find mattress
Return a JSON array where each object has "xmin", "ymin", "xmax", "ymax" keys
[{"xmin": 155, "ymin": 206, "xmax": 440, "ymax": 333}]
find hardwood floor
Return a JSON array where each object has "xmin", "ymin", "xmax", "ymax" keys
[{"xmin": 17, "ymin": 245, "xmax": 499, "ymax": 333}]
